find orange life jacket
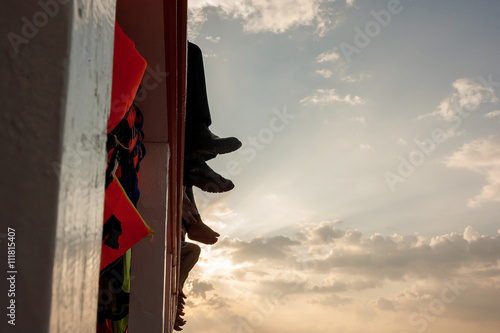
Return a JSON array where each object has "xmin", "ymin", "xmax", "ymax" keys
[{"xmin": 107, "ymin": 23, "xmax": 147, "ymax": 134}]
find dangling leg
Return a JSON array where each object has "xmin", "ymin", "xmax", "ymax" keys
[
  {"xmin": 185, "ymin": 42, "xmax": 242, "ymax": 158},
  {"xmin": 186, "ymin": 42, "xmax": 212, "ymax": 129}
]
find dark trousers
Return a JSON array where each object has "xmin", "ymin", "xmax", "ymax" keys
[{"xmin": 186, "ymin": 42, "xmax": 212, "ymax": 130}]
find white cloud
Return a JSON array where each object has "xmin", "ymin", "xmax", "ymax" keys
[
  {"xmin": 484, "ymin": 110, "xmax": 500, "ymax": 119},
  {"xmin": 315, "ymin": 69, "xmax": 334, "ymax": 78},
  {"xmin": 419, "ymin": 78, "xmax": 497, "ymax": 121},
  {"xmin": 203, "ymin": 51, "xmax": 218, "ymax": 58},
  {"xmin": 340, "ymin": 72, "xmax": 370, "ymax": 83},
  {"xmin": 453, "ymin": 78, "xmax": 497, "ymax": 109},
  {"xmin": 316, "ymin": 50, "xmax": 341, "ymax": 63},
  {"xmin": 205, "ymin": 35, "xmax": 221, "ymax": 43},
  {"xmin": 188, "ymin": 0, "xmax": 341, "ymax": 38},
  {"xmin": 315, "ymin": 48, "xmax": 370, "ymax": 82},
  {"xmin": 300, "ymin": 88, "xmax": 365, "ymax": 105},
  {"xmin": 447, "ymin": 136, "xmax": 500, "ymax": 207},
  {"xmin": 447, "ymin": 137, "xmax": 500, "ymax": 170}
]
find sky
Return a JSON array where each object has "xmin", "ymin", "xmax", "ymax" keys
[{"xmin": 181, "ymin": 1, "xmax": 500, "ymax": 332}]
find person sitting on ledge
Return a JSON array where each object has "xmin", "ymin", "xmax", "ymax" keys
[
  {"xmin": 183, "ymin": 42, "xmax": 241, "ymax": 193},
  {"xmin": 181, "ymin": 186, "xmax": 219, "ymax": 245},
  {"xmin": 174, "ymin": 238, "xmax": 201, "ymax": 331}
]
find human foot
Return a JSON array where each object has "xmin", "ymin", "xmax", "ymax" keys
[{"xmin": 186, "ymin": 217, "xmax": 220, "ymax": 245}]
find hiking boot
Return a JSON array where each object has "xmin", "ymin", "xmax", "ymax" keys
[
  {"xmin": 183, "ymin": 155, "xmax": 234, "ymax": 193},
  {"xmin": 186, "ymin": 123, "xmax": 241, "ymax": 156}
]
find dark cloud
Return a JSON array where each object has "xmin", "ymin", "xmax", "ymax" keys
[
  {"xmin": 253, "ymin": 278, "xmax": 308, "ymax": 296},
  {"xmin": 190, "ymin": 279, "xmax": 215, "ymax": 300},
  {"xmin": 310, "ymin": 280, "xmax": 348, "ymax": 293},
  {"xmin": 211, "ymin": 224, "xmax": 500, "ymax": 297},
  {"xmin": 448, "ymin": 282, "xmax": 500, "ymax": 322},
  {"xmin": 232, "ymin": 267, "xmax": 271, "ymax": 280},
  {"xmin": 214, "ymin": 235, "xmax": 300, "ymax": 263},
  {"xmin": 207, "ymin": 293, "xmax": 231, "ymax": 310},
  {"xmin": 384, "ymin": 277, "xmax": 500, "ymax": 323},
  {"xmin": 193, "ymin": 225, "xmax": 500, "ymax": 330},
  {"xmin": 376, "ymin": 297, "xmax": 396, "ymax": 311},
  {"xmin": 312, "ymin": 294, "xmax": 353, "ymax": 308},
  {"xmin": 298, "ymin": 225, "xmax": 500, "ymax": 282}
]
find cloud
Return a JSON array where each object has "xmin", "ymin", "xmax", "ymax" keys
[
  {"xmin": 446, "ymin": 137, "xmax": 500, "ymax": 170},
  {"xmin": 300, "ymin": 88, "xmax": 365, "ymax": 105},
  {"xmin": 419, "ymin": 78, "xmax": 497, "ymax": 121},
  {"xmin": 194, "ymin": 199, "xmax": 236, "ymax": 231},
  {"xmin": 447, "ymin": 136, "xmax": 500, "ymax": 207},
  {"xmin": 313, "ymin": 293, "xmax": 353, "ymax": 307},
  {"xmin": 484, "ymin": 110, "xmax": 500, "ymax": 119},
  {"xmin": 292, "ymin": 223, "xmax": 500, "ymax": 283},
  {"xmin": 376, "ymin": 297, "xmax": 396, "ymax": 311},
  {"xmin": 315, "ymin": 69, "xmax": 334, "ymax": 78},
  {"xmin": 188, "ymin": 0, "xmax": 342, "ymax": 38},
  {"xmin": 209, "ymin": 222, "xmax": 500, "ymax": 288},
  {"xmin": 350, "ymin": 115, "xmax": 366, "ymax": 124},
  {"xmin": 185, "ymin": 224, "xmax": 500, "ymax": 332},
  {"xmin": 214, "ymin": 235, "xmax": 300, "ymax": 263},
  {"xmin": 205, "ymin": 35, "xmax": 221, "ymax": 43},
  {"xmin": 203, "ymin": 222, "xmax": 452, "ymax": 298},
  {"xmin": 316, "ymin": 50, "xmax": 341, "ymax": 63},
  {"xmin": 206, "ymin": 293, "xmax": 232, "ymax": 310},
  {"xmin": 339, "ymin": 72, "xmax": 370, "ymax": 83},
  {"xmin": 190, "ymin": 279, "xmax": 215, "ymax": 299},
  {"xmin": 315, "ymin": 48, "xmax": 370, "ymax": 82}
]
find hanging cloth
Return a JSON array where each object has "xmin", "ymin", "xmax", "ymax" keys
[
  {"xmin": 100, "ymin": 176, "xmax": 154, "ymax": 271},
  {"xmin": 107, "ymin": 23, "xmax": 147, "ymax": 134}
]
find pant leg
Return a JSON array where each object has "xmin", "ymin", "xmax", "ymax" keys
[
  {"xmin": 179, "ymin": 243, "xmax": 201, "ymax": 288},
  {"xmin": 186, "ymin": 42, "xmax": 212, "ymax": 129}
]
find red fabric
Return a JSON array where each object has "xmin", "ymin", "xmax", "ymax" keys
[
  {"xmin": 126, "ymin": 107, "xmax": 138, "ymax": 152},
  {"xmin": 100, "ymin": 177, "xmax": 153, "ymax": 271},
  {"xmin": 107, "ymin": 24, "xmax": 147, "ymax": 133}
]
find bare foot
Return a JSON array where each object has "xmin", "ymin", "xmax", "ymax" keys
[{"xmin": 187, "ymin": 218, "xmax": 220, "ymax": 245}]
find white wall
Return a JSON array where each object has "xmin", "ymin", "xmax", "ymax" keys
[{"xmin": 0, "ymin": 1, "xmax": 115, "ymax": 332}]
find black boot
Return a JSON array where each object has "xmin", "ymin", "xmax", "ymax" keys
[
  {"xmin": 185, "ymin": 123, "xmax": 241, "ymax": 158},
  {"xmin": 183, "ymin": 155, "xmax": 234, "ymax": 193}
]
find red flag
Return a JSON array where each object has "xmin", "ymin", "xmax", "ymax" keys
[
  {"xmin": 107, "ymin": 23, "xmax": 147, "ymax": 133},
  {"xmin": 100, "ymin": 177, "xmax": 153, "ymax": 270}
]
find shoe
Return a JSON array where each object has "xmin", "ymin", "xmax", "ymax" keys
[
  {"xmin": 184, "ymin": 155, "xmax": 234, "ymax": 193},
  {"xmin": 186, "ymin": 123, "xmax": 242, "ymax": 156}
]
